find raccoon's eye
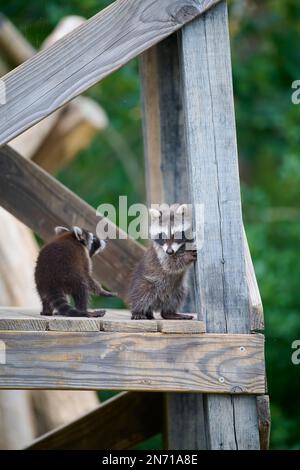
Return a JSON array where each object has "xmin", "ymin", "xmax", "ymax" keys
[
  {"xmin": 177, "ymin": 243, "xmax": 186, "ymax": 254},
  {"xmin": 154, "ymin": 232, "xmax": 167, "ymax": 245}
]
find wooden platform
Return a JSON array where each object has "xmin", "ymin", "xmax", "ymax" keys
[
  {"xmin": 0, "ymin": 308, "xmax": 265, "ymax": 394},
  {"xmin": 0, "ymin": 307, "xmax": 204, "ymax": 333}
]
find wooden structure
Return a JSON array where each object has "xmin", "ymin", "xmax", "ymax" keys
[{"xmin": 0, "ymin": 0, "xmax": 270, "ymax": 450}]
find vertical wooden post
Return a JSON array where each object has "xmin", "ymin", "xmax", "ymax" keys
[
  {"xmin": 178, "ymin": 1, "xmax": 260, "ymax": 448},
  {"xmin": 140, "ymin": 35, "xmax": 207, "ymax": 450}
]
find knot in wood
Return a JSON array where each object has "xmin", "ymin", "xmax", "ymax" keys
[
  {"xmin": 230, "ymin": 385, "xmax": 245, "ymax": 394},
  {"xmin": 170, "ymin": 2, "xmax": 200, "ymax": 24}
]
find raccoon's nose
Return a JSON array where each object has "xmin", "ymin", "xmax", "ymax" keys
[{"xmin": 166, "ymin": 247, "xmax": 174, "ymax": 255}]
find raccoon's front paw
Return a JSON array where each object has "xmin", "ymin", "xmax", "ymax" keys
[
  {"xmin": 87, "ymin": 309, "xmax": 106, "ymax": 318},
  {"xmin": 185, "ymin": 250, "xmax": 197, "ymax": 263},
  {"xmin": 131, "ymin": 311, "xmax": 147, "ymax": 320}
]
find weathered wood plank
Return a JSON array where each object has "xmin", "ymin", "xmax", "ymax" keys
[
  {"xmin": 140, "ymin": 33, "xmax": 206, "ymax": 450},
  {"xmin": 179, "ymin": 1, "xmax": 261, "ymax": 448},
  {"xmin": 165, "ymin": 393, "xmax": 207, "ymax": 449},
  {"xmin": 0, "ymin": 0, "xmax": 221, "ymax": 146},
  {"xmin": 257, "ymin": 395, "xmax": 271, "ymax": 450},
  {"xmin": 47, "ymin": 318, "xmax": 102, "ymax": 332},
  {"xmin": 102, "ymin": 319, "xmax": 158, "ymax": 333},
  {"xmin": 158, "ymin": 319, "xmax": 204, "ymax": 334},
  {"xmin": 0, "ymin": 144, "xmax": 143, "ymax": 300},
  {"xmin": 244, "ymin": 228, "xmax": 264, "ymax": 332},
  {"xmin": 0, "ymin": 330, "xmax": 265, "ymax": 393},
  {"xmin": 26, "ymin": 392, "xmax": 163, "ymax": 450}
]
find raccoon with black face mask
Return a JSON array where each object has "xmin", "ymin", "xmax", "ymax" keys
[
  {"xmin": 35, "ymin": 226, "xmax": 117, "ymax": 318},
  {"xmin": 128, "ymin": 204, "xmax": 197, "ymax": 320}
]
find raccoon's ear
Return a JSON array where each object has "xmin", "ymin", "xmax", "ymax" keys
[
  {"xmin": 72, "ymin": 226, "xmax": 83, "ymax": 241},
  {"xmin": 149, "ymin": 208, "xmax": 161, "ymax": 219},
  {"xmin": 54, "ymin": 226, "xmax": 69, "ymax": 235},
  {"xmin": 176, "ymin": 204, "xmax": 188, "ymax": 215}
]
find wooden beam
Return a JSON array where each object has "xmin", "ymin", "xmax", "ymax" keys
[
  {"xmin": 0, "ymin": 0, "xmax": 222, "ymax": 146},
  {"xmin": 26, "ymin": 392, "xmax": 163, "ymax": 450},
  {"xmin": 257, "ymin": 395, "xmax": 271, "ymax": 450},
  {"xmin": 0, "ymin": 329, "xmax": 265, "ymax": 393},
  {"xmin": 0, "ymin": 144, "xmax": 142, "ymax": 300},
  {"xmin": 179, "ymin": 1, "xmax": 261, "ymax": 448},
  {"xmin": 244, "ymin": 228, "xmax": 264, "ymax": 332},
  {"xmin": 140, "ymin": 34, "xmax": 206, "ymax": 450}
]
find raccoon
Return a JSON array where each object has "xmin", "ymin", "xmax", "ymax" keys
[
  {"xmin": 35, "ymin": 226, "xmax": 117, "ymax": 317},
  {"xmin": 128, "ymin": 204, "xmax": 196, "ymax": 320}
]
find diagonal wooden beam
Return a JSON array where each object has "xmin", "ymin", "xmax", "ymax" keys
[
  {"xmin": 26, "ymin": 392, "xmax": 163, "ymax": 450},
  {"xmin": 0, "ymin": 0, "xmax": 221, "ymax": 146},
  {"xmin": 0, "ymin": 144, "xmax": 142, "ymax": 300}
]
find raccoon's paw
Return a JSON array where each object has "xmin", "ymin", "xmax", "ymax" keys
[
  {"xmin": 184, "ymin": 250, "xmax": 197, "ymax": 263},
  {"xmin": 131, "ymin": 311, "xmax": 147, "ymax": 320},
  {"xmin": 87, "ymin": 309, "xmax": 106, "ymax": 318}
]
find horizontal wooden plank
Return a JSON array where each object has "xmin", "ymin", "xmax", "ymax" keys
[
  {"xmin": 0, "ymin": 308, "xmax": 201, "ymax": 333},
  {"xmin": 158, "ymin": 319, "xmax": 205, "ymax": 334},
  {"xmin": 0, "ymin": 0, "xmax": 221, "ymax": 146},
  {"xmin": 26, "ymin": 391, "xmax": 163, "ymax": 450},
  {"xmin": 0, "ymin": 144, "xmax": 142, "ymax": 300},
  {"xmin": 0, "ymin": 330, "xmax": 265, "ymax": 393}
]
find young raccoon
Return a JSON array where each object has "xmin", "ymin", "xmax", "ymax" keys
[
  {"xmin": 35, "ymin": 226, "xmax": 117, "ymax": 318},
  {"xmin": 128, "ymin": 204, "xmax": 196, "ymax": 320}
]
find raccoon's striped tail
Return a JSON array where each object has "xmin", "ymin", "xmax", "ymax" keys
[{"xmin": 49, "ymin": 290, "xmax": 83, "ymax": 317}]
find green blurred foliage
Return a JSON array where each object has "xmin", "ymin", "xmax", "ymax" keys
[{"xmin": 1, "ymin": 0, "xmax": 300, "ymax": 450}]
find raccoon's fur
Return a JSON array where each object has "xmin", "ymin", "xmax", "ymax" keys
[
  {"xmin": 128, "ymin": 204, "xmax": 196, "ymax": 320},
  {"xmin": 35, "ymin": 226, "xmax": 117, "ymax": 317}
]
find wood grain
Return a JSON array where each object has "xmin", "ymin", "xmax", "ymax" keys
[
  {"xmin": 257, "ymin": 395, "xmax": 271, "ymax": 450},
  {"xmin": 26, "ymin": 392, "xmax": 163, "ymax": 450},
  {"xmin": 0, "ymin": 330, "xmax": 265, "ymax": 393},
  {"xmin": 244, "ymin": 228, "xmax": 264, "ymax": 332},
  {"xmin": 0, "ymin": 0, "xmax": 221, "ymax": 146},
  {"xmin": 179, "ymin": 1, "xmax": 261, "ymax": 448},
  {"xmin": 140, "ymin": 33, "xmax": 206, "ymax": 449},
  {"xmin": 0, "ymin": 145, "xmax": 143, "ymax": 300},
  {"xmin": 158, "ymin": 319, "xmax": 204, "ymax": 334}
]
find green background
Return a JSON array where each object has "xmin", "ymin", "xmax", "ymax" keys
[{"xmin": 1, "ymin": 0, "xmax": 300, "ymax": 449}]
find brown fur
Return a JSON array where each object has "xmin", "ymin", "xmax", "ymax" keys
[
  {"xmin": 35, "ymin": 227, "xmax": 116, "ymax": 317},
  {"xmin": 128, "ymin": 243, "xmax": 196, "ymax": 320}
]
